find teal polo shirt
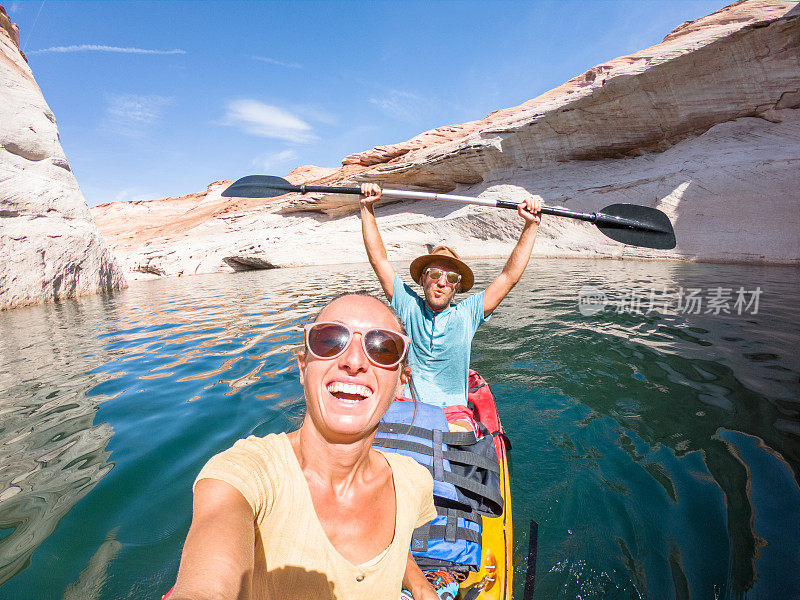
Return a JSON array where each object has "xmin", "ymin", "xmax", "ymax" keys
[{"xmin": 390, "ymin": 274, "xmax": 490, "ymax": 407}]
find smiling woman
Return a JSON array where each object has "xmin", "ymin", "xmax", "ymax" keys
[{"xmin": 168, "ymin": 294, "xmax": 439, "ymax": 600}]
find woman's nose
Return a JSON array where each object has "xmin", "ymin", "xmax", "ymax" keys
[{"xmin": 338, "ymin": 332, "xmax": 368, "ymax": 372}]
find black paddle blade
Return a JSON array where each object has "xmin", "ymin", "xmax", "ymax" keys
[
  {"xmin": 221, "ymin": 175, "xmax": 297, "ymax": 198},
  {"xmin": 522, "ymin": 519, "xmax": 539, "ymax": 600},
  {"xmin": 596, "ymin": 204, "xmax": 676, "ymax": 249}
]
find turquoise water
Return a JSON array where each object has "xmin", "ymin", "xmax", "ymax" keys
[{"xmin": 0, "ymin": 260, "xmax": 798, "ymax": 599}]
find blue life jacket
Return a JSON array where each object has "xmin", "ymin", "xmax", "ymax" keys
[{"xmin": 373, "ymin": 399, "xmax": 502, "ymax": 570}]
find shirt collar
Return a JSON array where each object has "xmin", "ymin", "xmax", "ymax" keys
[{"xmin": 422, "ymin": 301, "xmax": 452, "ymax": 318}]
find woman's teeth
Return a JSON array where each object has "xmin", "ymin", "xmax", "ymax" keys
[{"xmin": 327, "ymin": 381, "xmax": 373, "ymax": 401}]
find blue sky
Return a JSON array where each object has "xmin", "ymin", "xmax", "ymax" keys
[{"xmin": 6, "ymin": 0, "xmax": 730, "ymax": 207}]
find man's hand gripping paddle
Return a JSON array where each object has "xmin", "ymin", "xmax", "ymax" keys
[{"xmin": 222, "ymin": 175, "xmax": 676, "ymax": 250}]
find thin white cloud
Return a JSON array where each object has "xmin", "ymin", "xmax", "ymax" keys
[
  {"xmin": 113, "ymin": 188, "xmax": 159, "ymax": 203},
  {"xmin": 250, "ymin": 55, "xmax": 302, "ymax": 69},
  {"xmin": 222, "ymin": 99, "xmax": 316, "ymax": 143},
  {"xmin": 369, "ymin": 89, "xmax": 425, "ymax": 123},
  {"xmin": 6, "ymin": 1, "xmax": 22, "ymax": 14},
  {"xmin": 251, "ymin": 149, "xmax": 299, "ymax": 172},
  {"xmin": 103, "ymin": 94, "xmax": 174, "ymax": 138},
  {"xmin": 291, "ymin": 104, "xmax": 339, "ymax": 127},
  {"xmin": 31, "ymin": 44, "xmax": 186, "ymax": 55}
]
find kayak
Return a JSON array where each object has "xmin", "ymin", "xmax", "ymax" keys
[
  {"xmin": 456, "ymin": 369, "xmax": 513, "ymax": 600},
  {"xmin": 162, "ymin": 369, "xmax": 512, "ymax": 600}
]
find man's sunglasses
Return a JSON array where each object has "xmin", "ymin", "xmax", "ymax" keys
[
  {"xmin": 425, "ymin": 267, "xmax": 461, "ymax": 286},
  {"xmin": 304, "ymin": 322, "xmax": 410, "ymax": 368}
]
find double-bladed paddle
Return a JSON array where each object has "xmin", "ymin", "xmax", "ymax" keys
[{"xmin": 222, "ymin": 175, "xmax": 676, "ymax": 250}]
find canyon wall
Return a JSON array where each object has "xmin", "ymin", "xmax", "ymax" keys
[
  {"xmin": 0, "ymin": 6, "xmax": 126, "ymax": 310},
  {"xmin": 91, "ymin": 0, "xmax": 800, "ymax": 279}
]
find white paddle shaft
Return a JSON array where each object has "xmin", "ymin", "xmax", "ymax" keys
[{"xmin": 381, "ymin": 188, "xmax": 498, "ymax": 207}]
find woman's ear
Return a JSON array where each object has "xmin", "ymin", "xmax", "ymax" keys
[
  {"xmin": 398, "ymin": 366, "xmax": 411, "ymax": 390},
  {"xmin": 296, "ymin": 351, "xmax": 307, "ymax": 386}
]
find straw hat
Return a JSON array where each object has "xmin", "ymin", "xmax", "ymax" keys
[{"xmin": 409, "ymin": 245, "xmax": 474, "ymax": 293}]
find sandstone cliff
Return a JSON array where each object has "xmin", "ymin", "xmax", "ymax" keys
[
  {"xmin": 0, "ymin": 6, "xmax": 126, "ymax": 310},
  {"xmin": 92, "ymin": 0, "xmax": 800, "ymax": 279}
]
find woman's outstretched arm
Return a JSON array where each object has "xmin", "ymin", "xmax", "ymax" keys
[
  {"xmin": 171, "ymin": 479, "xmax": 255, "ymax": 600},
  {"xmin": 402, "ymin": 551, "xmax": 438, "ymax": 600}
]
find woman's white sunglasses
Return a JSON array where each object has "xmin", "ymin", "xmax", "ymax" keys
[{"xmin": 304, "ymin": 321, "xmax": 410, "ymax": 368}]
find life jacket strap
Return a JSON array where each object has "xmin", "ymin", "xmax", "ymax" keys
[
  {"xmin": 433, "ymin": 428, "xmax": 444, "ymax": 481},
  {"xmin": 371, "ymin": 437, "xmax": 501, "ymax": 473},
  {"xmin": 414, "ymin": 557, "xmax": 476, "ymax": 573},
  {"xmin": 424, "ymin": 525, "xmax": 481, "ymax": 545},
  {"xmin": 433, "ymin": 468, "xmax": 503, "ymax": 514},
  {"xmin": 375, "ymin": 420, "xmax": 504, "ymax": 515},
  {"xmin": 377, "ymin": 422, "xmax": 481, "ymax": 446},
  {"xmin": 412, "ymin": 506, "xmax": 482, "ymax": 551},
  {"xmin": 433, "ymin": 505, "xmax": 477, "ymax": 522}
]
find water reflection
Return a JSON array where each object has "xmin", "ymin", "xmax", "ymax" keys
[
  {"xmin": 62, "ymin": 528, "xmax": 121, "ymax": 600},
  {"xmin": 0, "ymin": 299, "xmax": 116, "ymax": 586},
  {"xmin": 0, "ymin": 260, "xmax": 797, "ymax": 599},
  {"xmin": 476, "ymin": 260, "xmax": 800, "ymax": 598}
]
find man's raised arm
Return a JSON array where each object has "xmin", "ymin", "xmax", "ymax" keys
[
  {"xmin": 359, "ymin": 183, "xmax": 396, "ymax": 300},
  {"xmin": 483, "ymin": 196, "xmax": 542, "ymax": 316}
]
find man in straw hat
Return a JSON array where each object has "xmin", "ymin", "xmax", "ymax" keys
[{"xmin": 359, "ymin": 183, "xmax": 542, "ymax": 408}]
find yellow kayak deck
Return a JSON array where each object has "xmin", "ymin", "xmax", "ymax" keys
[{"xmin": 459, "ymin": 430, "xmax": 513, "ymax": 599}]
